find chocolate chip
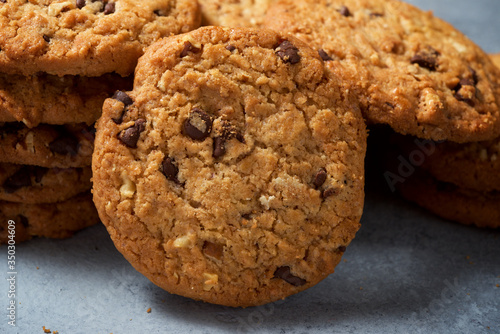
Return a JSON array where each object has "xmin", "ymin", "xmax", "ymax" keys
[
  {"xmin": 318, "ymin": 49, "xmax": 333, "ymax": 61},
  {"xmin": 0, "ymin": 0, "xmax": 6, "ymax": 3},
  {"xmin": 410, "ymin": 47, "xmax": 440, "ymax": 71},
  {"xmin": 76, "ymin": 0, "xmax": 85, "ymax": 9},
  {"xmin": 274, "ymin": 266, "xmax": 306, "ymax": 286},
  {"xmin": 111, "ymin": 91, "xmax": 133, "ymax": 124},
  {"xmin": 180, "ymin": 41, "xmax": 201, "ymax": 58},
  {"xmin": 338, "ymin": 246, "xmax": 347, "ymax": 252},
  {"xmin": 203, "ymin": 241, "xmax": 224, "ymax": 260},
  {"xmin": 183, "ymin": 108, "xmax": 212, "ymax": 141},
  {"xmin": 43, "ymin": 35, "xmax": 50, "ymax": 43},
  {"xmin": 112, "ymin": 91, "xmax": 133, "ymax": 106},
  {"xmin": 338, "ymin": 5, "xmax": 351, "ymax": 17},
  {"xmin": 18, "ymin": 215, "xmax": 29, "ymax": 228},
  {"xmin": 226, "ymin": 44, "xmax": 236, "ymax": 52},
  {"xmin": 117, "ymin": 119, "xmax": 146, "ymax": 148},
  {"xmin": 313, "ymin": 168, "xmax": 327, "ymax": 189},
  {"xmin": 3, "ymin": 166, "xmax": 32, "ymax": 193},
  {"xmin": 49, "ymin": 129, "xmax": 80, "ymax": 156},
  {"xmin": 213, "ymin": 136, "xmax": 226, "ymax": 158},
  {"xmin": 454, "ymin": 78, "xmax": 476, "ymax": 106},
  {"xmin": 275, "ymin": 40, "xmax": 300, "ymax": 64},
  {"xmin": 161, "ymin": 157, "xmax": 178, "ymax": 182},
  {"xmin": 322, "ymin": 187, "xmax": 339, "ymax": 198},
  {"xmin": 103, "ymin": 2, "xmax": 115, "ymax": 14}
]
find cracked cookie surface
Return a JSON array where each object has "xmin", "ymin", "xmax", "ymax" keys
[
  {"xmin": 92, "ymin": 26, "xmax": 366, "ymax": 307},
  {"xmin": 0, "ymin": 0, "xmax": 200, "ymax": 76},
  {"xmin": 265, "ymin": 0, "xmax": 500, "ymax": 143}
]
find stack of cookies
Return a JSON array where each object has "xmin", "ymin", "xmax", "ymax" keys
[{"xmin": 0, "ymin": 0, "xmax": 201, "ymax": 243}]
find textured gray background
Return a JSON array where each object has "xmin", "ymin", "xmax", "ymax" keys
[{"xmin": 1, "ymin": 1, "xmax": 500, "ymax": 333}]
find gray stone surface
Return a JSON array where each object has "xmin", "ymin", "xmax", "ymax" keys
[{"xmin": 1, "ymin": 0, "xmax": 499, "ymax": 333}]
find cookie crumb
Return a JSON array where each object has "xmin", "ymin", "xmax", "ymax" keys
[
  {"xmin": 36, "ymin": 266, "xmax": 39, "ymax": 270},
  {"xmin": 42, "ymin": 326, "xmax": 51, "ymax": 333},
  {"xmin": 496, "ymin": 284, "xmax": 499, "ymax": 288},
  {"xmin": 147, "ymin": 307, "xmax": 152, "ymax": 313}
]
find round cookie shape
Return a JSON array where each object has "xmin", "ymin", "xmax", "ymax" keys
[
  {"xmin": 93, "ymin": 27, "xmax": 367, "ymax": 307},
  {"xmin": 0, "ymin": 122, "xmax": 94, "ymax": 168},
  {"xmin": 265, "ymin": 0, "xmax": 500, "ymax": 143},
  {"xmin": 0, "ymin": 192, "xmax": 99, "ymax": 244},
  {"xmin": 0, "ymin": 73, "xmax": 132, "ymax": 128},
  {"xmin": 0, "ymin": 163, "xmax": 92, "ymax": 203},
  {"xmin": 0, "ymin": 0, "xmax": 201, "ymax": 76},
  {"xmin": 199, "ymin": 0, "xmax": 272, "ymax": 28}
]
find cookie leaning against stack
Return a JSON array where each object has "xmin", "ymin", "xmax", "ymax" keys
[
  {"xmin": 0, "ymin": 0, "xmax": 201, "ymax": 243},
  {"xmin": 93, "ymin": 26, "xmax": 367, "ymax": 307}
]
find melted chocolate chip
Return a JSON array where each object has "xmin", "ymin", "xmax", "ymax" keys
[
  {"xmin": 43, "ymin": 35, "xmax": 50, "ymax": 43},
  {"xmin": 161, "ymin": 157, "xmax": 179, "ymax": 182},
  {"xmin": 274, "ymin": 266, "xmax": 306, "ymax": 286},
  {"xmin": 203, "ymin": 241, "xmax": 224, "ymax": 260},
  {"xmin": 275, "ymin": 40, "xmax": 300, "ymax": 64},
  {"xmin": 3, "ymin": 167, "xmax": 32, "ymax": 193},
  {"xmin": 410, "ymin": 47, "xmax": 440, "ymax": 71},
  {"xmin": 454, "ymin": 77, "xmax": 476, "ymax": 106},
  {"xmin": 226, "ymin": 44, "xmax": 236, "ymax": 52},
  {"xmin": 313, "ymin": 168, "xmax": 327, "ymax": 189},
  {"xmin": 322, "ymin": 187, "xmax": 339, "ymax": 198},
  {"xmin": 49, "ymin": 129, "xmax": 80, "ymax": 156},
  {"xmin": 103, "ymin": 2, "xmax": 115, "ymax": 14},
  {"xmin": 18, "ymin": 215, "xmax": 29, "ymax": 228},
  {"xmin": 183, "ymin": 108, "xmax": 213, "ymax": 141},
  {"xmin": 76, "ymin": 0, "xmax": 85, "ymax": 9},
  {"xmin": 338, "ymin": 5, "xmax": 351, "ymax": 17},
  {"xmin": 111, "ymin": 91, "xmax": 133, "ymax": 124},
  {"xmin": 180, "ymin": 41, "xmax": 202, "ymax": 58},
  {"xmin": 318, "ymin": 49, "xmax": 333, "ymax": 61},
  {"xmin": 213, "ymin": 136, "xmax": 226, "ymax": 158},
  {"xmin": 117, "ymin": 119, "xmax": 146, "ymax": 148}
]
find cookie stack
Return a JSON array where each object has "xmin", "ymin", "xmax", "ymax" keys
[
  {"xmin": 263, "ymin": 0, "xmax": 500, "ymax": 228},
  {"xmin": 0, "ymin": 0, "xmax": 201, "ymax": 243}
]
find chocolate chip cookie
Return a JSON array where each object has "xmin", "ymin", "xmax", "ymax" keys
[
  {"xmin": 0, "ymin": 122, "xmax": 94, "ymax": 168},
  {"xmin": 0, "ymin": 192, "xmax": 99, "ymax": 243},
  {"xmin": 0, "ymin": 72, "xmax": 132, "ymax": 128},
  {"xmin": 93, "ymin": 27, "xmax": 367, "ymax": 307},
  {"xmin": 0, "ymin": 0, "xmax": 201, "ymax": 76},
  {"xmin": 199, "ymin": 0, "xmax": 273, "ymax": 28},
  {"xmin": 0, "ymin": 163, "xmax": 92, "ymax": 203},
  {"xmin": 265, "ymin": 0, "xmax": 500, "ymax": 143}
]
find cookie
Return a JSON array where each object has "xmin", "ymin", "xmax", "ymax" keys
[
  {"xmin": 0, "ymin": 192, "xmax": 99, "ymax": 243},
  {"xmin": 265, "ymin": 0, "xmax": 500, "ymax": 143},
  {"xmin": 0, "ymin": 72, "xmax": 132, "ymax": 128},
  {"xmin": 491, "ymin": 53, "xmax": 500, "ymax": 69},
  {"xmin": 0, "ymin": 0, "xmax": 201, "ymax": 76},
  {"xmin": 397, "ymin": 169, "xmax": 500, "ymax": 229},
  {"xmin": 0, "ymin": 163, "xmax": 92, "ymax": 203},
  {"xmin": 93, "ymin": 27, "xmax": 367, "ymax": 307},
  {"xmin": 0, "ymin": 122, "xmax": 94, "ymax": 168},
  {"xmin": 199, "ymin": 0, "xmax": 273, "ymax": 28}
]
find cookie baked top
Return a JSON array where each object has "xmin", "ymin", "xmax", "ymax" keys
[
  {"xmin": 265, "ymin": 0, "xmax": 500, "ymax": 143},
  {"xmin": 0, "ymin": 0, "xmax": 200, "ymax": 76},
  {"xmin": 199, "ymin": 0, "xmax": 272, "ymax": 28},
  {"xmin": 93, "ymin": 26, "xmax": 366, "ymax": 307}
]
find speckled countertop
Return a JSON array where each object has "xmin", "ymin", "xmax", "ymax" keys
[{"xmin": 1, "ymin": 1, "xmax": 499, "ymax": 333}]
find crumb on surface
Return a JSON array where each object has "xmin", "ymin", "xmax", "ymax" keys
[{"xmin": 147, "ymin": 307, "xmax": 152, "ymax": 313}]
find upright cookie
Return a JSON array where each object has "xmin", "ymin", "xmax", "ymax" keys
[
  {"xmin": 0, "ymin": 73, "xmax": 132, "ymax": 128},
  {"xmin": 0, "ymin": 192, "xmax": 99, "ymax": 243},
  {"xmin": 0, "ymin": 122, "xmax": 94, "ymax": 168},
  {"xmin": 0, "ymin": 163, "xmax": 92, "ymax": 203},
  {"xmin": 265, "ymin": 0, "xmax": 500, "ymax": 143},
  {"xmin": 199, "ymin": 0, "xmax": 273, "ymax": 28},
  {"xmin": 93, "ymin": 27, "xmax": 366, "ymax": 307},
  {"xmin": 0, "ymin": 0, "xmax": 201, "ymax": 76}
]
